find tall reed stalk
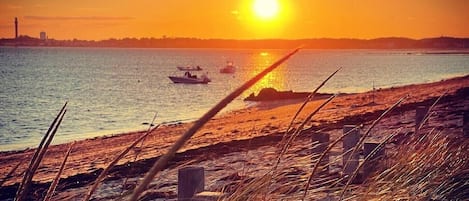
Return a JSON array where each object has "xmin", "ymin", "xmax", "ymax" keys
[
  {"xmin": 280, "ymin": 68, "xmax": 341, "ymax": 144},
  {"xmin": 83, "ymin": 123, "xmax": 160, "ymax": 201},
  {"xmin": 43, "ymin": 141, "xmax": 74, "ymax": 201},
  {"xmin": 362, "ymin": 127, "xmax": 467, "ymax": 200},
  {"xmin": 128, "ymin": 48, "xmax": 300, "ymax": 201},
  {"xmin": 0, "ymin": 160, "xmax": 22, "ymax": 188},
  {"xmin": 338, "ymin": 128, "xmax": 401, "ymax": 199},
  {"xmin": 274, "ymin": 94, "xmax": 336, "ymax": 170},
  {"xmin": 120, "ymin": 112, "xmax": 159, "ymax": 196},
  {"xmin": 341, "ymin": 96, "xmax": 407, "ymax": 178},
  {"xmin": 15, "ymin": 102, "xmax": 67, "ymax": 201},
  {"xmin": 336, "ymin": 92, "xmax": 448, "ymax": 199},
  {"xmin": 301, "ymin": 125, "xmax": 361, "ymax": 200}
]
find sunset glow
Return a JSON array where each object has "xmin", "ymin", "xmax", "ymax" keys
[
  {"xmin": 253, "ymin": 0, "xmax": 279, "ymax": 20},
  {"xmin": 0, "ymin": 0, "xmax": 468, "ymax": 40}
]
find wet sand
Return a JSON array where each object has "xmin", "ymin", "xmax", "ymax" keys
[{"xmin": 1, "ymin": 75, "xmax": 468, "ymax": 200}]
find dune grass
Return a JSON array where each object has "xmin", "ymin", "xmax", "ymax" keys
[
  {"xmin": 15, "ymin": 102, "xmax": 67, "ymax": 201},
  {"xmin": 2, "ymin": 52, "xmax": 466, "ymax": 201},
  {"xmin": 43, "ymin": 141, "xmax": 74, "ymax": 201},
  {"xmin": 84, "ymin": 123, "xmax": 160, "ymax": 201},
  {"xmin": 127, "ymin": 48, "xmax": 301, "ymax": 201},
  {"xmin": 0, "ymin": 160, "xmax": 22, "ymax": 188}
]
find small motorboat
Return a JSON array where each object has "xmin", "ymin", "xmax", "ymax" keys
[
  {"xmin": 219, "ymin": 62, "xmax": 236, "ymax": 74},
  {"xmin": 168, "ymin": 71, "xmax": 211, "ymax": 84},
  {"xmin": 177, "ymin": 65, "xmax": 203, "ymax": 71}
]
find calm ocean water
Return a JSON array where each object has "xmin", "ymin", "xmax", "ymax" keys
[{"xmin": 0, "ymin": 47, "xmax": 468, "ymax": 151}]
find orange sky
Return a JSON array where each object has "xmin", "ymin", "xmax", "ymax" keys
[{"xmin": 0, "ymin": 0, "xmax": 468, "ymax": 40}]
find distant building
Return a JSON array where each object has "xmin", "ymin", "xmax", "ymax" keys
[
  {"xmin": 15, "ymin": 17, "xmax": 18, "ymax": 39},
  {"xmin": 40, "ymin": 32, "xmax": 47, "ymax": 40}
]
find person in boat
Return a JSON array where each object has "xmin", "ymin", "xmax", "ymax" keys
[
  {"xmin": 196, "ymin": 65, "xmax": 201, "ymax": 70},
  {"xmin": 184, "ymin": 71, "xmax": 198, "ymax": 79}
]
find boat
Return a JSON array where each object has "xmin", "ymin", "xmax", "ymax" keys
[
  {"xmin": 219, "ymin": 62, "xmax": 236, "ymax": 74},
  {"xmin": 177, "ymin": 66, "xmax": 203, "ymax": 71},
  {"xmin": 244, "ymin": 88, "xmax": 333, "ymax": 101},
  {"xmin": 168, "ymin": 71, "xmax": 211, "ymax": 84}
]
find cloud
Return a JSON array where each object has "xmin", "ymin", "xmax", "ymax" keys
[{"xmin": 24, "ymin": 16, "xmax": 134, "ymax": 21}]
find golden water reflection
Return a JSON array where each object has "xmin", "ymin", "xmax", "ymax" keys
[{"xmin": 243, "ymin": 51, "xmax": 287, "ymax": 97}]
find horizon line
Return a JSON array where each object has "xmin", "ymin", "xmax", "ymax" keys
[{"xmin": 2, "ymin": 35, "xmax": 469, "ymax": 41}]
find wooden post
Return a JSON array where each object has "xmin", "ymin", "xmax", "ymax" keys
[
  {"xmin": 178, "ymin": 167, "xmax": 204, "ymax": 201},
  {"xmin": 343, "ymin": 125, "xmax": 360, "ymax": 182},
  {"xmin": 311, "ymin": 132, "xmax": 330, "ymax": 174},
  {"xmin": 363, "ymin": 142, "xmax": 385, "ymax": 179},
  {"xmin": 464, "ymin": 112, "xmax": 469, "ymax": 137},
  {"xmin": 415, "ymin": 106, "xmax": 429, "ymax": 133}
]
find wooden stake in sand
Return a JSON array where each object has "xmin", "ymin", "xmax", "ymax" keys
[
  {"xmin": 415, "ymin": 106, "xmax": 429, "ymax": 133},
  {"xmin": 311, "ymin": 132, "xmax": 330, "ymax": 175},
  {"xmin": 363, "ymin": 142, "xmax": 385, "ymax": 179},
  {"xmin": 342, "ymin": 125, "xmax": 360, "ymax": 183},
  {"xmin": 178, "ymin": 167, "xmax": 205, "ymax": 201}
]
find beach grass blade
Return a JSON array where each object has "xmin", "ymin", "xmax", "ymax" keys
[
  {"xmin": 282, "ymin": 68, "xmax": 341, "ymax": 140},
  {"xmin": 265, "ymin": 95, "xmax": 336, "ymax": 197},
  {"xmin": 128, "ymin": 48, "xmax": 300, "ymax": 201},
  {"xmin": 416, "ymin": 91, "xmax": 446, "ymax": 131},
  {"xmin": 275, "ymin": 94, "xmax": 336, "ymax": 167},
  {"xmin": 119, "ymin": 112, "xmax": 159, "ymax": 196},
  {"xmin": 15, "ymin": 102, "xmax": 67, "ymax": 201},
  {"xmin": 301, "ymin": 125, "xmax": 361, "ymax": 200},
  {"xmin": 84, "ymin": 124, "xmax": 160, "ymax": 201},
  {"xmin": 15, "ymin": 102, "xmax": 67, "ymax": 199},
  {"xmin": 43, "ymin": 142, "xmax": 74, "ymax": 201},
  {"xmin": 0, "ymin": 160, "xmax": 22, "ymax": 188},
  {"xmin": 341, "ymin": 96, "xmax": 407, "ymax": 180},
  {"xmin": 338, "ymin": 128, "xmax": 401, "ymax": 200}
]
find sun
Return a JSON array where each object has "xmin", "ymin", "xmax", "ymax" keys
[{"xmin": 253, "ymin": 0, "xmax": 279, "ymax": 20}]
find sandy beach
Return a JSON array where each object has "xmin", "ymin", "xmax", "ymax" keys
[{"xmin": 1, "ymin": 75, "xmax": 468, "ymax": 200}]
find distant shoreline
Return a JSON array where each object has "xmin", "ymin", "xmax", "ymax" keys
[
  {"xmin": 423, "ymin": 51, "xmax": 469, "ymax": 55},
  {"xmin": 1, "ymin": 36, "xmax": 468, "ymax": 49}
]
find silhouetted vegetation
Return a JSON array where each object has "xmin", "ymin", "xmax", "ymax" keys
[{"xmin": 1, "ymin": 36, "xmax": 468, "ymax": 49}]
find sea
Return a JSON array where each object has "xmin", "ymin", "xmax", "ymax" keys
[{"xmin": 0, "ymin": 47, "xmax": 468, "ymax": 151}]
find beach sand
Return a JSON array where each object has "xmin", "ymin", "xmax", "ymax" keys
[{"xmin": 1, "ymin": 75, "xmax": 468, "ymax": 200}]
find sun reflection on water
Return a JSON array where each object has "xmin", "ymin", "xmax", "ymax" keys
[{"xmin": 243, "ymin": 51, "xmax": 287, "ymax": 97}]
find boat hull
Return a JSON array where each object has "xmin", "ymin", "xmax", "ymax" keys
[
  {"xmin": 168, "ymin": 76, "xmax": 210, "ymax": 84},
  {"xmin": 219, "ymin": 66, "xmax": 236, "ymax": 74}
]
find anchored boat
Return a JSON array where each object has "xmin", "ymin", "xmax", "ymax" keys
[{"xmin": 168, "ymin": 71, "xmax": 211, "ymax": 84}]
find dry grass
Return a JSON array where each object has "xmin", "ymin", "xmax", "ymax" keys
[
  {"xmin": 127, "ymin": 48, "xmax": 301, "ymax": 200},
  {"xmin": 2, "ymin": 51, "xmax": 466, "ymax": 201},
  {"xmin": 15, "ymin": 102, "xmax": 67, "ymax": 201},
  {"xmin": 43, "ymin": 141, "xmax": 74, "ymax": 201},
  {"xmin": 359, "ymin": 130, "xmax": 468, "ymax": 200}
]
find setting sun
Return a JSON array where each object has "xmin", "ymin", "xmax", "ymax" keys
[{"xmin": 253, "ymin": 0, "xmax": 279, "ymax": 19}]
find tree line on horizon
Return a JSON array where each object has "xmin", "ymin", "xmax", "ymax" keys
[{"xmin": 1, "ymin": 35, "xmax": 468, "ymax": 49}]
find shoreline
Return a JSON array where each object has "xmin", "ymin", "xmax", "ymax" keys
[
  {"xmin": 1, "ymin": 74, "xmax": 468, "ymax": 199},
  {"xmin": 2, "ymin": 72, "xmax": 466, "ymax": 153},
  {"xmin": 1, "ymin": 36, "xmax": 468, "ymax": 49}
]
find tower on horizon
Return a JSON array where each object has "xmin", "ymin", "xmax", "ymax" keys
[
  {"xmin": 15, "ymin": 17, "xmax": 18, "ymax": 39},
  {"xmin": 40, "ymin": 31, "xmax": 47, "ymax": 40}
]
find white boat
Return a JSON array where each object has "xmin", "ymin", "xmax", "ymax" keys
[
  {"xmin": 168, "ymin": 71, "xmax": 211, "ymax": 84},
  {"xmin": 219, "ymin": 62, "xmax": 236, "ymax": 74},
  {"xmin": 177, "ymin": 66, "xmax": 203, "ymax": 71}
]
